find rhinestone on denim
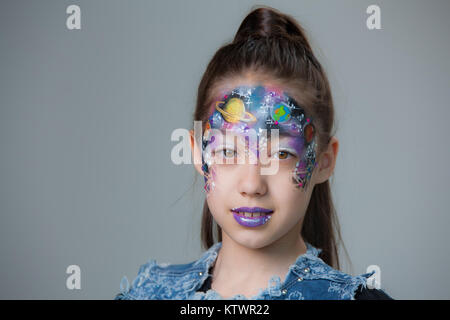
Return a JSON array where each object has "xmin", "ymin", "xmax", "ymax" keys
[
  {"xmin": 297, "ymin": 277, "xmax": 303, "ymax": 282},
  {"xmin": 281, "ymin": 289, "xmax": 288, "ymax": 295},
  {"xmin": 303, "ymin": 267, "xmax": 310, "ymax": 273}
]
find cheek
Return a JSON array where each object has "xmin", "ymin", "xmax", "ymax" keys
[
  {"xmin": 205, "ymin": 180, "xmax": 232, "ymax": 223},
  {"xmin": 269, "ymin": 161, "xmax": 300, "ymax": 189},
  {"xmin": 269, "ymin": 170, "xmax": 298, "ymax": 197},
  {"xmin": 202, "ymin": 162, "xmax": 237, "ymax": 195},
  {"xmin": 201, "ymin": 161, "xmax": 216, "ymax": 193},
  {"xmin": 267, "ymin": 172, "xmax": 308, "ymax": 210},
  {"xmin": 282, "ymin": 139, "xmax": 311, "ymax": 189},
  {"xmin": 292, "ymin": 142, "xmax": 318, "ymax": 190},
  {"xmin": 277, "ymin": 189, "xmax": 309, "ymax": 222}
]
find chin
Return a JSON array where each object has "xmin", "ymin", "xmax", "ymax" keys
[{"xmin": 231, "ymin": 230, "xmax": 276, "ymax": 249}]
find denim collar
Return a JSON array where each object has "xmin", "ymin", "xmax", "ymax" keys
[
  {"xmin": 189, "ymin": 241, "xmax": 326, "ymax": 300},
  {"xmin": 118, "ymin": 241, "xmax": 373, "ymax": 300}
]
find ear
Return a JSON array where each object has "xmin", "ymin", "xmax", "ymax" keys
[
  {"xmin": 313, "ymin": 136, "xmax": 339, "ymax": 184},
  {"xmin": 190, "ymin": 129, "xmax": 204, "ymax": 176}
]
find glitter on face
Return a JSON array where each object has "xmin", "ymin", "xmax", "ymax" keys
[{"xmin": 201, "ymin": 85, "xmax": 318, "ymax": 193}]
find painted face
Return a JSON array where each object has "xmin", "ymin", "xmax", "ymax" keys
[{"xmin": 201, "ymin": 85, "xmax": 318, "ymax": 196}]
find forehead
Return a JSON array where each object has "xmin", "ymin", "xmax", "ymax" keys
[
  {"xmin": 206, "ymin": 83, "xmax": 311, "ymax": 138},
  {"xmin": 210, "ymin": 77, "xmax": 301, "ymax": 105}
]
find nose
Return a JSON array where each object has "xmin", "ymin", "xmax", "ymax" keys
[{"xmin": 237, "ymin": 163, "xmax": 268, "ymax": 197}]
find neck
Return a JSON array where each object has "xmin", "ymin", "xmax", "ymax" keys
[{"xmin": 211, "ymin": 221, "xmax": 307, "ymax": 286}]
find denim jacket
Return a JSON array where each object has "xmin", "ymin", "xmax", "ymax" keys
[{"xmin": 115, "ymin": 242, "xmax": 378, "ymax": 300}]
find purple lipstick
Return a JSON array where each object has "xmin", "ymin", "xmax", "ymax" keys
[{"xmin": 231, "ymin": 207, "xmax": 274, "ymax": 227}]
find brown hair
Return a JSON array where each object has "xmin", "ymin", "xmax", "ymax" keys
[{"xmin": 192, "ymin": 6, "xmax": 345, "ymax": 269}]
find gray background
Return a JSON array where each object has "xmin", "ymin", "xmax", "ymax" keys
[{"xmin": 1, "ymin": 0, "xmax": 449, "ymax": 299}]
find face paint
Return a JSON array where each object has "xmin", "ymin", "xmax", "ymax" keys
[{"xmin": 201, "ymin": 85, "xmax": 318, "ymax": 194}]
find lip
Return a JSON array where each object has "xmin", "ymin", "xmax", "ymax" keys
[
  {"xmin": 231, "ymin": 207, "xmax": 274, "ymax": 214},
  {"xmin": 232, "ymin": 212, "xmax": 273, "ymax": 227}
]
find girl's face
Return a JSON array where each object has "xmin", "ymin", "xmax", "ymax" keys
[{"xmin": 192, "ymin": 76, "xmax": 329, "ymax": 249}]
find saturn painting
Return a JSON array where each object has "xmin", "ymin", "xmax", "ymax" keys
[{"xmin": 215, "ymin": 98, "xmax": 257, "ymax": 124}]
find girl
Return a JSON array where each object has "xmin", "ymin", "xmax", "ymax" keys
[{"xmin": 115, "ymin": 6, "xmax": 392, "ymax": 300}]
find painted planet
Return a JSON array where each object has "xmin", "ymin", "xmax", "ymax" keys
[
  {"xmin": 215, "ymin": 98, "xmax": 257, "ymax": 124},
  {"xmin": 271, "ymin": 104, "xmax": 291, "ymax": 123}
]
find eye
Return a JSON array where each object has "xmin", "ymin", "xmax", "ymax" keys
[
  {"xmin": 221, "ymin": 148, "xmax": 237, "ymax": 158},
  {"xmin": 275, "ymin": 150, "xmax": 295, "ymax": 160}
]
